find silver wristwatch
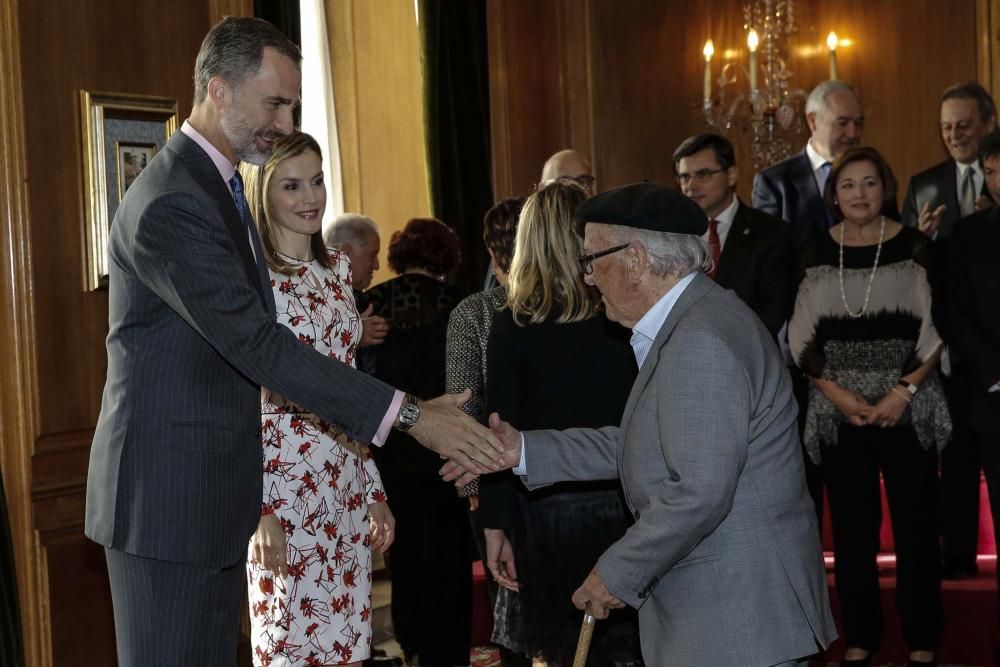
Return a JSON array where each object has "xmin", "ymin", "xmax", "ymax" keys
[{"xmin": 397, "ymin": 394, "xmax": 421, "ymax": 432}]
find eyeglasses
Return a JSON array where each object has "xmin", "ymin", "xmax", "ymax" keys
[
  {"xmin": 578, "ymin": 243, "xmax": 629, "ymax": 274},
  {"xmin": 675, "ymin": 167, "xmax": 725, "ymax": 186}
]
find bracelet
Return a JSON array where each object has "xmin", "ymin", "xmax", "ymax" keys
[
  {"xmin": 891, "ymin": 386, "xmax": 912, "ymax": 403},
  {"xmin": 896, "ymin": 380, "xmax": 918, "ymax": 396}
]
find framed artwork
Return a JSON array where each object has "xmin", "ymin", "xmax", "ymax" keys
[{"xmin": 80, "ymin": 91, "xmax": 178, "ymax": 290}]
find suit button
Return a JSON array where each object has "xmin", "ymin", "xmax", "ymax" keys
[{"xmin": 633, "ymin": 510, "xmax": 640, "ymax": 520}]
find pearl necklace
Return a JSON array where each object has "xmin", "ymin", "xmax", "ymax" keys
[{"xmin": 838, "ymin": 215, "xmax": 885, "ymax": 319}]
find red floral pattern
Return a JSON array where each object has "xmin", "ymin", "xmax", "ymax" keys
[{"xmin": 249, "ymin": 249, "xmax": 384, "ymax": 666}]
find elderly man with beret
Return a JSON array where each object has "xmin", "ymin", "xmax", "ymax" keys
[{"xmin": 450, "ymin": 183, "xmax": 836, "ymax": 665}]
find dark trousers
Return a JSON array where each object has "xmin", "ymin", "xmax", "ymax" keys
[
  {"xmin": 976, "ymin": 429, "xmax": 1000, "ymax": 593},
  {"xmin": 104, "ymin": 548, "xmax": 244, "ymax": 667},
  {"xmin": 940, "ymin": 368, "xmax": 981, "ymax": 570},
  {"xmin": 823, "ymin": 424, "xmax": 943, "ymax": 652}
]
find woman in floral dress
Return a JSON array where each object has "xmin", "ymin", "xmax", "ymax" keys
[{"xmin": 240, "ymin": 132, "xmax": 394, "ymax": 667}]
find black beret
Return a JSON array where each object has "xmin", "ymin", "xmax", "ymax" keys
[{"xmin": 577, "ymin": 182, "xmax": 708, "ymax": 235}]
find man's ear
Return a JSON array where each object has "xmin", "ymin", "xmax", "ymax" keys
[
  {"xmin": 207, "ymin": 76, "xmax": 230, "ymax": 109},
  {"xmin": 726, "ymin": 165, "xmax": 739, "ymax": 188},
  {"xmin": 626, "ymin": 243, "xmax": 644, "ymax": 279},
  {"xmin": 805, "ymin": 111, "xmax": 819, "ymax": 134}
]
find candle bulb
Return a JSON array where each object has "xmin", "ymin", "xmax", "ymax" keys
[
  {"xmin": 747, "ymin": 30, "xmax": 759, "ymax": 93},
  {"xmin": 827, "ymin": 31, "xmax": 839, "ymax": 80},
  {"xmin": 703, "ymin": 39, "xmax": 715, "ymax": 105}
]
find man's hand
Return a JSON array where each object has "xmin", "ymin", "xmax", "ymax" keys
[
  {"xmin": 571, "ymin": 565, "xmax": 625, "ymax": 620},
  {"xmin": 975, "ymin": 195, "xmax": 994, "ymax": 212},
  {"xmin": 484, "ymin": 528, "xmax": 519, "ymax": 592},
  {"xmin": 917, "ymin": 202, "xmax": 946, "ymax": 238},
  {"xmin": 359, "ymin": 304, "xmax": 389, "ymax": 347},
  {"xmin": 250, "ymin": 513, "xmax": 288, "ymax": 579},
  {"xmin": 368, "ymin": 501, "xmax": 395, "ymax": 554},
  {"xmin": 440, "ymin": 411, "xmax": 522, "ymax": 485},
  {"xmin": 408, "ymin": 390, "xmax": 505, "ymax": 474}
]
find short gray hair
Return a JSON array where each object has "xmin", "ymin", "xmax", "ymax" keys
[
  {"xmin": 608, "ymin": 226, "xmax": 711, "ymax": 278},
  {"xmin": 805, "ymin": 80, "xmax": 859, "ymax": 116},
  {"xmin": 324, "ymin": 213, "xmax": 379, "ymax": 247},
  {"xmin": 193, "ymin": 17, "xmax": 301, "ymax": 104}
]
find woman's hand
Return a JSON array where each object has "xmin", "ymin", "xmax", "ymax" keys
[
  {"xmin": 368, "ymin": 501, "xmax": 395, "ymax": 554},
  {"xmin": 251, "ymin": 513, "xmax": 288, "ymax": 578},
  {"xmin": 865, "ymin": 389, "xmax": 909, "ymax": 428},
  {"xmin": 484, "ymin": 528, "xmax": 519, "ymax": 592},
  {"xmin": 817, "ymin": 381, "xmax": 874, "ymax": 426}
]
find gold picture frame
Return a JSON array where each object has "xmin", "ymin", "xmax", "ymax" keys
[{"xmin": 80, "ymin": 91, "xmax": 178, "ymax": 290}]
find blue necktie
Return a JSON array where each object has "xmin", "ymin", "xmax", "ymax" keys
[{"xmin": 229, "ymin": 172, "xmax": 250, "ymax": 228}]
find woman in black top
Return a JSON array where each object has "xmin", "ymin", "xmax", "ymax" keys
[
  {"xmin": 366, "ymin": 218, "xmax": 470, "ymax": 667},
  {"xmin": 480, "ymin": 182, "xmax": 641, "ymax": 666}
]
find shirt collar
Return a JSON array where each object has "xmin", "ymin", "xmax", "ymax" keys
[
  {"xmin": 956, "ymin": 159, "xmax": 983, "ymax": 177},
  {"xmin": 630, "ymin": 272, "xmax": 698, "ymax": 358},
  {"xmin": 712, "ymin": 195, "xmax": 739, "ymax": 227},
  {"xmin": 805, "ymin": 140, "xmax": 831, "ymax": 172},
  {"xmin": 181, "ymin": 120, "xmax": 237, "ymax": 186}
]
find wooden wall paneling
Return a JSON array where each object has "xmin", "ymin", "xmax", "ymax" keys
[
  {"xmin": 0, "ymin": 0, "xmax": 46, "ymax": 663},
  {"xmin": 209, "ymin": 0, "xmax": 253, "ymax": 22},
  {"xmin": 978, "ymin": 0, "xmax": 1000, "ymax": 98},
  {"xmin": 489, "ymin": 0, "xmax": 983, "ymax": 204},
  {"xmin": 328, "ymin": 0, "xmax": 431, "ymax": 287}
]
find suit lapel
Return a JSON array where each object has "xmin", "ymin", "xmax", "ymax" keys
[
  {"xmin": 715, "ymin": 199, "xmax": 752, "ymax": 285},
  {"xmin": 617, "ymin": 273, "xmax": 714, "ymax": 448},
  {"xmin": 170, "ymin": 132, "xmax": 268, "ymax": 306},
  {"xmin": 790, "ymin": 152, "xmax": 830, "ymax": 233}
]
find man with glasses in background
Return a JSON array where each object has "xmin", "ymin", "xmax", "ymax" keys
[{"xmin": 674, "ymin": 133, "xmax": 795, "ymax": 339}]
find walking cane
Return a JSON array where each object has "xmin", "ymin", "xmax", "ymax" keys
[{"xmin": 572, "ymin": 602, "xmax": 597, "ymax": 667}]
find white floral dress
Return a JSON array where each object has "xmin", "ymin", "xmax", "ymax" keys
[{"xmin": 248, "ymin": 249, "xmax": 386, "ymax": 666}]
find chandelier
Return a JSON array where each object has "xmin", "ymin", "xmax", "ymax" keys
[{"xmin": 701, "ymin": 0, "xmax": 840, "ymax": 170}]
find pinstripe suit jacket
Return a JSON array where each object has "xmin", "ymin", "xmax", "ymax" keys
[
  {"xmin": 85, "ymin": 130, "xmax": 396, "ymax": 568},
  {"xmin": 520, "ymin": 274, "xmax": 836, "ymax": 665}
]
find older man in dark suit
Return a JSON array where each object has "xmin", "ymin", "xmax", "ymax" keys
[
  {"xmin": 948, "ymin": 128, "xmax": 1000, "ymax": 594},
  {"xmin": 906, "ymin": 83, "xmax": 997, "ymax": 578},
  {"xmin": 673, "ymin": 133, "xmax": 795, "ymax": 338},
  {"xmin": 85, "ymin": 17, "xmax": 501, "ymax": 667}
]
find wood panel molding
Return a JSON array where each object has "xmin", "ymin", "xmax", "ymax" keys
[
  {"xmin": 208, "ymin": 0, "xmax": 253, "ymax": 22},
  {"xmin": 977, "ymin": 0, "xmax": 1000, "ymax": 97},
  {"xmin": 0, "ymin": 0, "xmax": 46, "ymax": 663}
]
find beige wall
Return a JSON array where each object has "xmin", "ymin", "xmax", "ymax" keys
[{"xmin": 327, "ymin": 0, "xmax": 431, "ymax": 286}]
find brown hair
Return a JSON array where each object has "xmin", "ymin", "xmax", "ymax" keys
[
  {"xmin": 240, "ymin": 131, "xmax": 332, "ymax": 275},
  {"xmin": 482, "ymin": 198, "xmax": 525, "ymax": 274},
  {"xmin": 387, "ymin": 218, "xmax": 461, "ymax": 275},
  {"xmin": 823, "ymin": 146, "xmax": 899, "ymax": 222}
]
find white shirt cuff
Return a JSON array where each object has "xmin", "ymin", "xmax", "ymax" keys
[{"xmin": 512, "ymin": 433, "xmax": 527, "ymax": 476}]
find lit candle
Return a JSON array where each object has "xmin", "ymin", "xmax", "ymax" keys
[
  {"xmin": 747, "ymin": 30, "xmax": 759, "ymax": 92},
  {"xmin": 827, "ymin": 31, "xmax": 838, "ymax": 80},
  {"xmin": 703, "ymin": 39, "xmax": 715, "ymax": 104}
]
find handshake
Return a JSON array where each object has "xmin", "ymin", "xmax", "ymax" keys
[{"xmin": 408, "ymin": 391, "xmax": 522, "ymax": 483}]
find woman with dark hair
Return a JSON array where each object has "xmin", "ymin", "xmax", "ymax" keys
[
  {"xmin": 789, "ymin": 146, "xmax": 949, "ymax": 666},
  {"xmin": 365, "ymin": 218, "xmax": 471, "ymax": 667},
  {"xmin": 480, "ymin": 182, "xmax": 642, "ymax": 666},
  {"xmin": 239, "ymin": 131, "xmax": 394, "ymax": 667}
]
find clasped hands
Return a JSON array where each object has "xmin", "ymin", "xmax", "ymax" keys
[
  {"xmin": 829, "ymin": 385, "xmax": 908, "ymax": 428},
  {"xmin": 439, "ymin": 412, "xmax": 522, "ymax": 486}
]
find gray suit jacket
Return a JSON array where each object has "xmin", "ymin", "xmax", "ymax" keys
[
  {"xmin": 521, "ymin": 273, "xmax": 836, "ymax": 665},
  {"xmin": 85, "ymin": 130, "xmax": 397, "ymax": 568}
]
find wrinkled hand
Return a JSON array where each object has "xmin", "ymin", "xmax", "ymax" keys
[
  {"xmin": 409, "ymin": 390, "xmax": 505, "ymax": 474},
  {"xmin": 440, "ymin": 411, "xmax": 522, "ymax": 485},
  {"xmin": 864, "ymin": 390, "xmax": 908, "ymax": 428},
  {"xmin": 359, "ymin": 305, "xmax": 389, "ymax": 347},
  {"xmin": 917, "ymin": 202, "xmax": 946, "ymax": 238},
  {"xmin": 975, "ymin": 195, "xmax": 994, "ymax": 212},
  {"xmin": 484, "ymin": 528, "xmax": 519, "ymax": 592},
  {"xmin": 571, "ymin": 565, "xmax": 625, "ymax": 620},
  {"xmin": 250, "ymin": 513, "xmax": 288, "ymax": 578},
  {"xmin": 368, "ymin": 501, "xmax": 395, "ymax": 554}
]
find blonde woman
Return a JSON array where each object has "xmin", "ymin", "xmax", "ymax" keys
[
  {"xmin": 479, "ymin": 182, "xmax": 642, "ymax": 665},
  {"xmin": 239, "ymin": 132, "xmax": 394, "ymax": 667}
]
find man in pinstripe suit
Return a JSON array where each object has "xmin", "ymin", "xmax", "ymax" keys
[{"xmin": 84, "ymin": 17, "xmax": 502, "ymax": 666}]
